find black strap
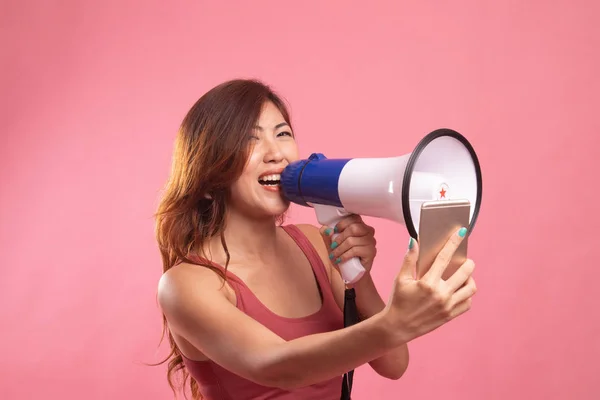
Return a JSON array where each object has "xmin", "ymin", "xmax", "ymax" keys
[{"xmin": 341, "ymin": 288, "xmax": 359, "ymax": 400}]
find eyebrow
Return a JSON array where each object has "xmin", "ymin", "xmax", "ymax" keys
[{"xmin": 253, "ymin": 122, "xmax": 290, "ymax": 131}]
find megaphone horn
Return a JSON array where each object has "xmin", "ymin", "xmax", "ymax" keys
[{"xmin": 280, "ymin": 128, "xmax": 483, "ymax": 284}]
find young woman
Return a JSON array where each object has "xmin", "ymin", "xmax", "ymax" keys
[{"xmin": 154, "ymin": 79, "xmax": 477, "ymax": 400}]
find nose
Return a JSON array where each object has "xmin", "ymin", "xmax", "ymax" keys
[{"xmin": 263, "ymin": 138, "xmax": 284, "ymax": 164}]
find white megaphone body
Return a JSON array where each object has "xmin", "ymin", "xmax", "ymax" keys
[{"xmin": 280, "ymin": 128, "xmax": 483, "ymax": 284}]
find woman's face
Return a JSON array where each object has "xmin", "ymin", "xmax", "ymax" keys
[{"xmin": 228, "ymin": 101, "xmax": 299, "ymax": 220}]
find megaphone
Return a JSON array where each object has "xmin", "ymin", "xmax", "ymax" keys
[{"xmin": 280, "ymin": 128, "xmax": 482, "ymax": 284}]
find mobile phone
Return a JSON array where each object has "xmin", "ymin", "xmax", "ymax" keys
[{"xmin": 416, "ymin": 199, "xmax": 471, "ymax": 281}]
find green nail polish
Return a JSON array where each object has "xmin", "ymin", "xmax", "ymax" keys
[
  {"xmin": 408, "ymin": 237, "xmax": 414, "ymax": 250},
  {"xmin": 325, "ymin": 228, "xmax": 332, "ymax": 236},
  {"xmin": 331, "ymin": 241, "xmax": 338, "ymax": 249},
  {"xmin": 335, "ymin": 257, "xmax": 342, "ymax": 264},
  {"xmin": 334, "ymin": 226, "xmax": 339, "ymax": 233},
  {"xmin": 459, "ymin": 227, "xmax": 467, "ymax": 237},
  {"xmin": 329, "ymin": 253, "xmax": 334, "ymax": 260}
]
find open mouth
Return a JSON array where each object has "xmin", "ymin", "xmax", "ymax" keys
[{"xmin": 258, "ymin": 174, "xmax": 281, "ymax": 187}]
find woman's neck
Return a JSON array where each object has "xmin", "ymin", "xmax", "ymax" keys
[{"xmin": 203, "ymin": 212, "xmax": 282, "ymax": 265}]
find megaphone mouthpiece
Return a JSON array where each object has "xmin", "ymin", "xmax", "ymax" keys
[{"xmin": 280, "ymin": 153, "xmax": 351, "ymax": 209}]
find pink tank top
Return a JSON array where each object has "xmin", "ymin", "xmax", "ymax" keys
[{"xmin": 182, "ymin": 225, "xmax": 345, "ymax": 400}]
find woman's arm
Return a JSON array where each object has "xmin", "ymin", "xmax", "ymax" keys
[
  {"xmin": 338, "ymin": 270, "xmax": 410, "ymax": 379},
  {"xmin": 158, "ymin": 264, "xmax": 403, "ymax": 390},
  {"xmin": 160, "ymin": 227, "xmax": 476, "ymax": 390},
  {"xmin": 297, "ymin": 224, "xmax": 410, "ymax": 380}
]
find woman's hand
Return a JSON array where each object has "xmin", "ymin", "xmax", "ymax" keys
[
  {"xmin": 384, "ymin": 228, "xmax": 477, "ymax": 344},
  {"xmin": 319, "ymin": 214, "xmax": 377, "ymax": 273}
]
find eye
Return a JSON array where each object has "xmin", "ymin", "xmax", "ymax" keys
[{"xmin": 277, "ymin": 131, "xmax": 293, "ymax": 137}]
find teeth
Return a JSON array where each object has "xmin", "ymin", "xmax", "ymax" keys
[
  {"xmin": 260, "ymin": 174, "xmax": 281, "ymax": 181},
  {"xmin": 259, "ymin": 173, "xmax": 281, "ymax": 185}
]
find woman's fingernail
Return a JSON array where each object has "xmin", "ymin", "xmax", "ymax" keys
[
  {"xmin": 335, "ymin": 257, "xmax": 342, "ymax": 264},
  {"xmin": 334, "ymin": 226, "xmax": 339, "ymax": 233},
  {"xmin": 330, "ymin": 241, "xmax": 338, "ymax": 249},
  {"xmin": 329, "ymin": 253, "xmax": 334, "ymax": 260},
  {"xmin": 324, "ymin": 228, "xmax": 332, "ymax": 236},
  {"xmin": 408, "ymin": 237, "xmax": 415, "ymax": 250},
  {"xmin": 458, "ymin": 227, "xmax": 467, "ymax": 237}
]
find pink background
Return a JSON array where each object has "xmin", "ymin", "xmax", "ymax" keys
[{"xmin": 1, "ymin": 1, "xmax": 598, "ymax": 399}]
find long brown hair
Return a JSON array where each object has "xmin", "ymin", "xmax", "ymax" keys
[{"xmin": 153, "ymin": 79, "xmax": 292, "ymax": 399}]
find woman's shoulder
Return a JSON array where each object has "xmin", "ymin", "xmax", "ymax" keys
[
  {"xmin": 157, "ymin": 260, "xmax": 235, "ymax": 315},
  {"xmin": 288, "ymin": 223, "xmax": 325, "ymax": 252},
  {"xmin": 287, "ymin": 224, "xmax": 333, "ymax": 282},
  {"xmin": 288, "ymin": 223, "xmax": 346, "ymax": 311},
  {"xmin": 290, "ymin": 223, "xmax": 320, "ymax": 239}
]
